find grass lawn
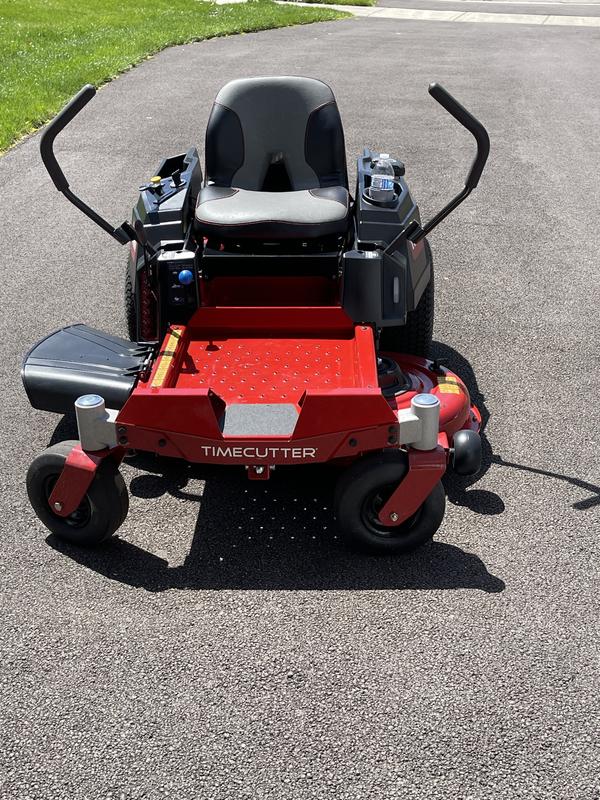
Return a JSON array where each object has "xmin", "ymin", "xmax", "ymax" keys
[{"xmin": 0, "ymin": 0, "xmax": 347, "ymax": 153}]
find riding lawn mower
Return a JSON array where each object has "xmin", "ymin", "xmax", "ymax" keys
[{"xmin": 22, "ymin": 76, "xmax": 490, "ymax": 553}]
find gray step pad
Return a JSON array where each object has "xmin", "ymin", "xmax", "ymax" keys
[{"xmin": 221, "ymin": 404, "xmax": 299, "ymax": 437}]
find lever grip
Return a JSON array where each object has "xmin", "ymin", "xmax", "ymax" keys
[
  {"xmin": 40, "ymin": 84, "xmax": 96, "ymax": 192},
  {"xmin": 428, "ymin": 82, "xmax": 490, "ymax": 190}
]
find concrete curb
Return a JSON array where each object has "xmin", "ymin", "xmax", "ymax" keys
[{"xmin": 278, "ymin": 0, "xmax": 600, "ymax": 24}]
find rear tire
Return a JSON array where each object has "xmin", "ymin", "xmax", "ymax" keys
[
  {"xmin": 27, "ymin": 440, "xmax": 129, "ymax": 546},
  {"xmin": 125, "ymin": 268, "xmax": 137, "ymax": 341},
  {"xmin": 125, "ymin": 259, "xmax": 158, "ymax": 342},
  {"xmin": 379, "ymin": 239, "xmax": 434, "ymax": 358},
  {"xmin": 334, "ymin": 450, "xmax": 446, "ymax": 554}
]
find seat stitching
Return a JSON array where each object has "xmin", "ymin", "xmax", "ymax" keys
[
  {"xmin": 308, "ymin": 188, "xmax": 350, "ymax": 210},
  {"xmin": 197, "ymin": 218, "xmax": 346, "ymax": 227},
  {"xmin": 205, "ymin": 101, "xmax": 245, "ymax": 186},
  {"xmin": 304, "ymin": 100, "xmax": 348, "ymax": 189},
  {"xmin": 196, "ymin": 188, "xmax": 239, "ymax": 206}
]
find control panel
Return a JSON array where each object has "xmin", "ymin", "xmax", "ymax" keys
[{"xmin": 157, "ymin": 249, "xmax": 199, "ymax": 327}]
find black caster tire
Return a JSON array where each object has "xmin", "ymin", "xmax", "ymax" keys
[
  {"xmin": 452, "ymin": 429, "xmax": 482, "ymax": 476},
  {"xmin": 334, "ymin": 450, "xmax": 446, "ymax": 554},
  {"xmin": 26, "ymin": 440, "xmax": 129, "ymax": 546},
  {"xmin": 378, "ymin": 239, "xmax": 434, "ymax": 358}
]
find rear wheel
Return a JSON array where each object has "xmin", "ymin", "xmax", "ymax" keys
[
  {"xmin": 379, "ymin": 239, "xmax": 434, "ymax": 357},
  {"xmin": 125, "ymin": 269, "xmax": 137, "ymax": 341},
  {"xmin": 26, "ymin": 440, "xmax": 129, "ymax": 546},
  {"xmin": 334, "ymin": 450, "xmax": 446, "ymax": 554},
  {"xmin": 125, "ymin": 260, "xmax": 157, "ymax": 342}
]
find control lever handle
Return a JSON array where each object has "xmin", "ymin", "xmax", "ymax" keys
[
  {"xmin": 428, "ymin": 82, "xmax": 490, "ymax": 191},
  {"xmin": 39, "ymin": 84, "xmax": 134, "ymax": 245},
  {"xmin": 40, "ymin": 84, "xmax": 96, "ymax": 192}
]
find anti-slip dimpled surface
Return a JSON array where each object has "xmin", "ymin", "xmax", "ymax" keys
[{"xmin": 174, "ymin": 336, "xmax": 376, "ymax": 404}]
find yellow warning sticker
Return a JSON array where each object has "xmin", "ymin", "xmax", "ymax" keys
[
  {"xmin": 437, "ymin": 375, "xmax": 461, "ymax": 395},
  {"xmin": 151, "ymin": 329, "xmax": 181, "ymax": 389}
]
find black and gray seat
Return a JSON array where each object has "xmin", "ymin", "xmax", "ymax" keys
[{"xmin": 195, "ymin": 76, "xmax": 350, "ymax": 241}]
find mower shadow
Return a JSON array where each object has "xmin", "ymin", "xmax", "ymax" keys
[
  {"xmin": 428, "ymin": 343, "xmax": 600, "ymax": 513},
  {"xmin": 430, "ymin": 341, "xmax": 505, "ymax": 517},
  {"xmin": 47, "ymin": 457, "xmax": 505, "ymax": 593}
]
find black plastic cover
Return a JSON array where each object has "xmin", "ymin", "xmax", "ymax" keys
[
  {"xmin": 132, "ymin": 147, "xmax": 203, "ymax": 249},
  {"xmin": 342, "ymin": 248, "xmax": 409, "ymax": 327},
  {"xmin": 22, "ymin": 325, "xmax": 152, "ymax": 414}
]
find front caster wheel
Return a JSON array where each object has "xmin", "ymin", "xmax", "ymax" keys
[
  {"xmin": 26, "ymin": 440, "xmax": 129, "ymax": 546},
  {"xmin": 334, "ymin": 451, "xmax": 446, "ymax": 554},
  {"xmin": 452, "ymin": 429, "xmax": 482, "ymax": 476}
]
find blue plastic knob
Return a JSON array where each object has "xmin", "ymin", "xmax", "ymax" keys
[{"xmin": 178, "ymin": 269, "xmax": 194, "ymax": 286}]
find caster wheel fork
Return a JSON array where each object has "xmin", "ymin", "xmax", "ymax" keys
[
  {"xmin": 334, "ymin": 450, "xmax": 446, "ymax": 554},
  {"xmin": 27, "ymin": 440, "xmax": 129, "ymax": 546}
]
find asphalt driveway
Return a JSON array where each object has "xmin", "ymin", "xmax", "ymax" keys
[{"xmin": 1, "ymin": 14, "xmax": 599, "ymax": 800}]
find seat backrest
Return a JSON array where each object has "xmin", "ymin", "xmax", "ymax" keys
[{"xmin": 205, "ymin": 76, "xmax": 347, "ymax": 192}]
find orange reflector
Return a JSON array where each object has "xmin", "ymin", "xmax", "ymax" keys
[{"xmin": 151, "ymin": 329, "xmax": 181, "ymax": 389}]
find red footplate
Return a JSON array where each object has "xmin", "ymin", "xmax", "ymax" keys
[{"xmin": 115, "ymin": 307, "xmax": 479, "ymax": 466}]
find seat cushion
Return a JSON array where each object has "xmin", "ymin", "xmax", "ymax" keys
[
  {"xmin": 205, "ymin": 77, "xmax": 348, "ymax": 192},
  {"xmin": 195, "ymin": 185, "xmax": 350, "ymax": 240}
]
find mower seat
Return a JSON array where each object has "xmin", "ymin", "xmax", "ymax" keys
[{"xmin": 195, "ymin": 76, "xmax": 350, "ymax": 241}]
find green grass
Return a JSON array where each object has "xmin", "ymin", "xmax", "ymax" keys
[{"xmin": 0, "ymin": 0, "xmax": 347, "ymax": 153}]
